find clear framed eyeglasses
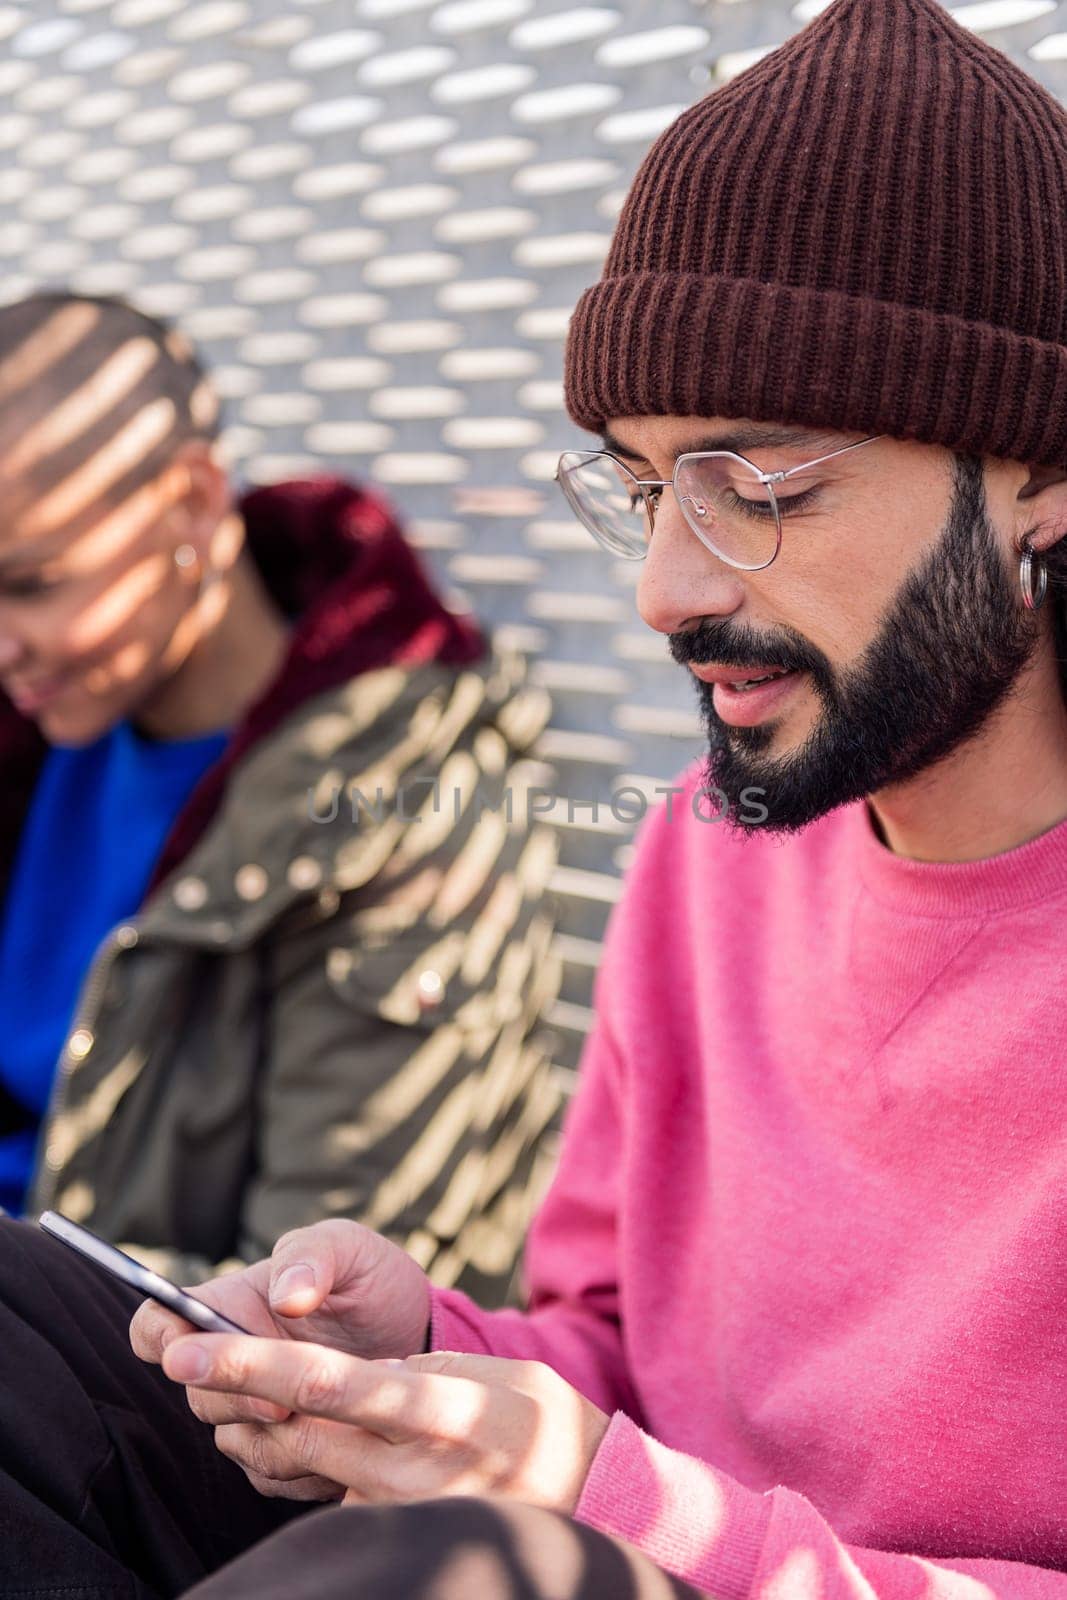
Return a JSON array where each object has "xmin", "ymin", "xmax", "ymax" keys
[{"xmin": 556, "ymin": 434, "xmax": 885, "ymax": 572}]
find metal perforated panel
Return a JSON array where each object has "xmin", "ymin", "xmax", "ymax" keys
[{"xmin": 3, "ymin": 0, "xmax": 1067, "ymax": 1073}]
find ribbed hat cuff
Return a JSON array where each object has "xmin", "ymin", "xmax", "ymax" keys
[{"xmin": 563, "ymin": 271, "xmax": 1067, "ymax": 468}]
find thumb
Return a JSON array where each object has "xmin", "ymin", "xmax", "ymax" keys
[{"xmin": 267, "ymin": 1220, "xmax": 364, "ymax": 1316}]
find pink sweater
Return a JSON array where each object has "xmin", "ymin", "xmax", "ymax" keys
[{"xmin": 431, "ymin": 765, "xmax": 1067, "ymax": 1599}]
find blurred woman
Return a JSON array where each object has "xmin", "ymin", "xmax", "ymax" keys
[{"xmin": 0, "ymin": 291, "xmax": 560, "ymax": 1298}]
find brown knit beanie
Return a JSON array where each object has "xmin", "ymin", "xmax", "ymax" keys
[{"xmin": 563, "ymin": 0, "xmax": 1067, "ymax": 469}]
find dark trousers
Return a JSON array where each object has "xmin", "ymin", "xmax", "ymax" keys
[{"xmin": 0, "ymin": 1220, "xmax": 705, "ymax": 1599}]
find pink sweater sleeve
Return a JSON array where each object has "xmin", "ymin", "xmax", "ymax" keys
[
  {"xmin": 576, "ymin": 1415, "xmax": 1067, "ymax": 1600},
  {"xmin": 428, "ymin": 1007, "xmax": 642, "ymax": 1421}
]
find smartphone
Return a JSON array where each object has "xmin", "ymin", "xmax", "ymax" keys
[{"xmin": 38, "ymin": 1210, "xmax": 252, "ymax": 1335}]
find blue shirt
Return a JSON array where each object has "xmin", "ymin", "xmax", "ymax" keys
[{"xmin": 0, "ymin": 719, "xmax": 228, "ymax": 1215}]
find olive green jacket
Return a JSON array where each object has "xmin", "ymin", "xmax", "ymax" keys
[{"xmin": 27, "ymin": 651, "xmax": 561, "ymax": 1303}]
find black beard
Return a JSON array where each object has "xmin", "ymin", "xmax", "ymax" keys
[{"xmin": 669, "ymin": 455, "xmax": 1038, "ymax": 835}]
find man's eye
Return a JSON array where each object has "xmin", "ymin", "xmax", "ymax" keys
[
  {"xmin": 731, "ymin": 488, "xmax": 818, "ymax": 520},
  {"xmin": 630, "ymin": 487, "xmax": 662, "ymax": 524},
  {"xmin": 776, "ymin": 490, "xmax": 817, "ymax": 514}
]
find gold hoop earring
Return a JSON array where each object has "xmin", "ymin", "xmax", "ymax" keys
[{"xmin": 1020, "ymin": 540, "xmax": 1048, "ymax": 612}]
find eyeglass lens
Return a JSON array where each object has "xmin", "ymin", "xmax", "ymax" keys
[{"xmin": 557, "ymin": 451, "xmax": 781, "ymax": 570}]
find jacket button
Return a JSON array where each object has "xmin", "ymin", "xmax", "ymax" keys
[
  {"xmin": 327, "ymin": 949, "xmax": 352, "ymax": 983},
  {"xmin": 288, "ymin": 855, "xmax": 322, "ymax": 890},
  {"xmin": 235, "ymin": 864, "xmax": 268, "ymax": 901},
  {"xmin": 115, "ymin": 924, "xmax": 138, "ymax": 949},
  {"xmin": 417, "ymin": 970, "xmax": 445, "ymax": 1009},
  {"xmin": 68, "ymin": 1028, "xmax": 94, "ymax": 1061},
  {"xmin": 174, "ymin": 876, "xmax": 208, "ymax": 911}
]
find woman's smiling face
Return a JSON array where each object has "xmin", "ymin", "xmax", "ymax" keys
[{"xmin": 0, "ymin": 443, "xmax": 224, "ymax": 748}]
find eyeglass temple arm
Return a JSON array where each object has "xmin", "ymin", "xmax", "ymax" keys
[
  {"xmin": 768, "ymin": 434, "xmax": 885, "ymax": 484},
  {"xmin": 576, "ymin": 434, "xmax": 884, "ymax": 490}
]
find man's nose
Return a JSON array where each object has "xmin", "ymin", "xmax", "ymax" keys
[{"xmin": 635, "ymin": 497, "xmax": 746, "ymax": 637}]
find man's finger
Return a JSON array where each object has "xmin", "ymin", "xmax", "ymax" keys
[
  {"xmin": 215, "ymin": 1414, "xmax": 391, "ymax": 1504},
  {"xmin": 253, "ymin": 1474, "xmax": 345, "ymax": 1502},
  {"xmin": 130, "ymin": 1300, "xmax": 196, "ymax": 1363},
  {"xmin": 210, "ymin": 1398, "xmax": 451, "ymax": 1507},
  {"xmin": 130, "ymin": 1270, "xmax": 268, "ymax": 1362},
  {"xmin": 161, "ymin": 1335, "xmax": 471, "ymax": 1442},
  {"xmin": 185, "ymin": 1386, "xmax": 290, "ymax": 1427},
  {"xmin": 212, "ymin": 1418, "xmax": 381, "ymax": 1499},
  {"xmin": 238, "ymin": 1465, "xmax": 345, "ymax": 1502},
  {"xmin": 214, "ymin": 1422, "xmax": 320, "ymax": 1484}
]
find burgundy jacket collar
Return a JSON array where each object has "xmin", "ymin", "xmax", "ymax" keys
[{"xmin": 0, "ymin": 476, "xmax": 485, "ymax": 898}]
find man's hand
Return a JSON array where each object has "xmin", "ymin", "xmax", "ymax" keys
[
  {"xmin": 159, "ymin": 1337, "xmax": 612, "ymax": 1515},
  {"xmin": 130, "ymin": 1219, "xmax": 433, "ymax": 1501}
]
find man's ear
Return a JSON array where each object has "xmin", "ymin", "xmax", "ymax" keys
[
  {"xmin": 1015, "ymin": 461, "xmax": 1067, "ymax": 554},
  {"xmin": 1017, "ymin": 462, "xmax": 1067, "ymax": 501}
]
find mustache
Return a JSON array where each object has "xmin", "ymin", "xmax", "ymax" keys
[{"xmin": 668, "ymin": 621, "xmax": 822, "ymax": 678}]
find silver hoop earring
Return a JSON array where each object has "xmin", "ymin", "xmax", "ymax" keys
[
  {"xmin": 174, "ymin": 544, "xmax": 198, "ymax": 572},
  {"xmin": 1020, "ymin": 540, "xmax": 1048, "ymax": 612}
]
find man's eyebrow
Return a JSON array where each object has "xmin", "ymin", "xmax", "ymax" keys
[{"xmin": 599, "ymin": 424, "xmax": 838, "ymax": 461}]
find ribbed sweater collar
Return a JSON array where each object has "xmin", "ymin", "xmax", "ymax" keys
[{"xmin": 850, "ymin": 800, "xmax": 1067, "ymax": 919}]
